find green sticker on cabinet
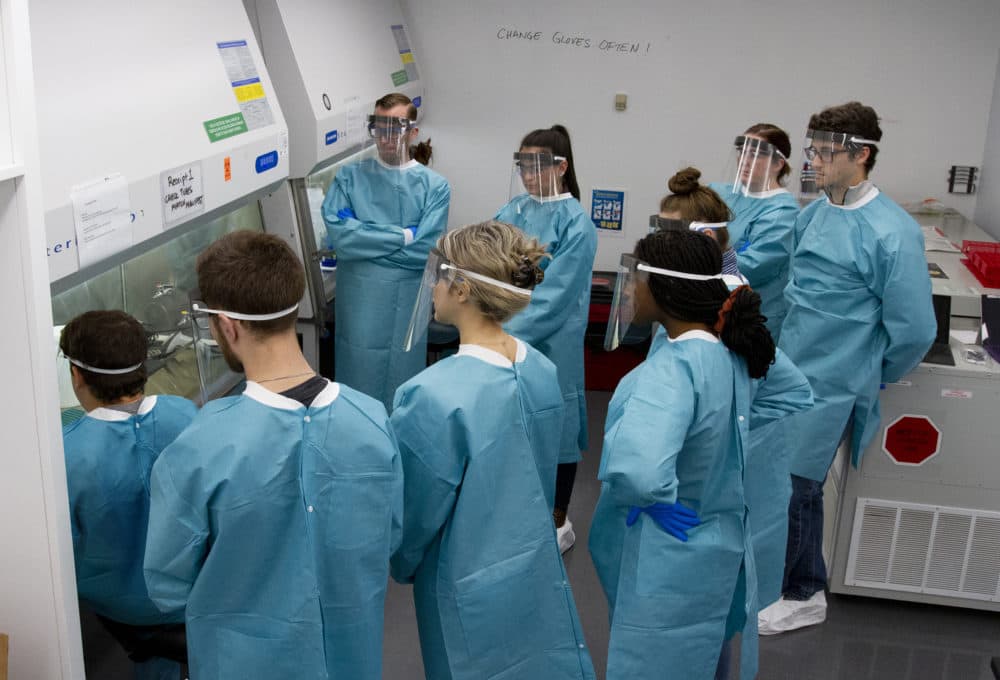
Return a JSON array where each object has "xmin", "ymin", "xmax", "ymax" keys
[{"xmin": 203, "ymin": 113, "xmax": 249, "ymax": 143}]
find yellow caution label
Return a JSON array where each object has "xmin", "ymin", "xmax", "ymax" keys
[
  {"xmin": 233, "ymin": 82, "xmax": 266, "ymax": 103},
  {"xmin": 400, "ymin": 51, "xmax": 415, "ymax": 64}
]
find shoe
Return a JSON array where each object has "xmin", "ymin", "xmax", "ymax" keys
[
  {"xmin": 757, "ymin": 591, "xmax": 826, "ymax": 635},
  {"xmin": 557, "ymin": 519, "xmax": 576, "ymax": 554}
]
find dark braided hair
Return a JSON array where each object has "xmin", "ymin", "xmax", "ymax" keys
[{"xmin": 634, "ymin": 229, "xmax": 775, "ymax": 378}]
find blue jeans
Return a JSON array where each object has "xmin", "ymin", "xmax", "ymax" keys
[{"xmin": 782, "ymin": 474, "xmax": 827, "ymax": 600}]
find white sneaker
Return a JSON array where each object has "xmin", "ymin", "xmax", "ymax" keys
[
  {"xmin": 557, "ymin": 519, "xmax": 576, "ymax": 554},
  {"xmin": 758, "ymin": 591, "xmax": 827, "ymax": 635}
]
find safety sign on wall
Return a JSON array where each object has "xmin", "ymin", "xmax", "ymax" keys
[{"xmin": 591, "ymin": 189, "xmax": 625, "ymax": 235}]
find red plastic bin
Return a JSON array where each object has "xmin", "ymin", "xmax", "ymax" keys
[{"xmin": 961, "ymin": 240, "xmax": 1000, "ymax": 289}]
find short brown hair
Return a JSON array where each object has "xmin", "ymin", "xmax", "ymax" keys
[
  {"xmin": 375, "ymin": 92, "xmax": 417, "ymax": 121},
  {"xmin": 59, "ymin": 310, "xmax": 148, "ymax": 402},
  {"xmin": 659, "ymin": 167, "xmax": 733, "ymax": 250},
  {"xmin": 196, "ymin": 231, "xmax": 304, "ymax": 336},
  {"xmin": 808, "ymin": 101, "xmax": 882, "ymax": 173}
]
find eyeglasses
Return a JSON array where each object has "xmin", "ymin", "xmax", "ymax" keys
[{"xmin": 803, "ymin": 146, "xmax": 851, "ymax": 162}]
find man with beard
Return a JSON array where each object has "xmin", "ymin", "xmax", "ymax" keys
[{"xmin": 143, "ymin": 231, "xmax": 402, "ymax": 680}]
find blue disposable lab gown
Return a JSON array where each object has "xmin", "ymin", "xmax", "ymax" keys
[
  {"xmin": 710, "ymin": 183, "xmax": 799, "ymax": 339},
  {"xmin": 64, "ymin": 394, "xmax": 195, "ymax": 626},
  {"xmin": 648, "ymin": 328, "xmax": 815, "ymax": 610},
  {"xmin": 588, "ymin": 332, "xmax": 759, "ymax": 680},
  {"xmin": 779, "ymin": 187, "xmax": 935, "ymax": 481},
  {"xmin": 745, "ymin": 351, "xmax": 814, "ymax": 608},
  {"xmin": 323, "ymin": 157, "xmax": 451, "ymax": 410},
  {"xmin": 496, "ymin": 194, "xmax": 597, "ymax": 462},
  {"xmin": 390, "ymin": 340, "xmax": 595, "ymax": 680},
  {"xmin": 144, "ymin": 381, "xmax": 403, "ymax": 680}
]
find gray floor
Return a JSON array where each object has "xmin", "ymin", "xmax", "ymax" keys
[{"xmin": 83, "ymin": 390, "xmax": 1000, "ymax": 679}]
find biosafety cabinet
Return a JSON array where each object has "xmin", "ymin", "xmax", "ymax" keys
[
  {"xmin": 33, "ymin": 0, "xmax": 290, "ymax": 415},
  {"xmin": 825, "ymin": 211, "xmax": 1000, "ymax": 612},
  {"xmin": 245, "ymin": 0, "xmax": 425, "ymax": 366}
]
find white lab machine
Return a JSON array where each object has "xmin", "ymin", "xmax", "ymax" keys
[
  {"xmin": 826, "ymin": 211, "xmax": 1000, "ymax": 612},
  {"xmin": 33, "ymin": 0, "xmax": 290, "ymax": 407},
  {"xmin": 245, "ymin": 0, "xmax": 424, "ymax": 367}
]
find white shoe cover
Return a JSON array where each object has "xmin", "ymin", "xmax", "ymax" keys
[
  {"xmin": 557, "ymin": 519, "xmax": 576, "ymax": 554},
  {"xmin": 758, "ymin": 591, "xmax": 827, "ymax": 635}
]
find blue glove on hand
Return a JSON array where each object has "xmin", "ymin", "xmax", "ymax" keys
[
  {"xmin": 405, "ymin": 225, "xmax": 418, "ymax": 239},
  {"xmin": 336, "ymin": 207, "xmax": 356, "ymax": 221},
  {"xmin": 626, "ymin": 502, "xmax": 701, "ymax": 542}
]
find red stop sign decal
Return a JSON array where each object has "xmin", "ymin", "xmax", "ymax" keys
[{"xmin": 882, "ymin": 415, "xmax": 942, "ymax": 466}]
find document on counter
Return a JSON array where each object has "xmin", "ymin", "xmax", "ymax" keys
[
  {"xmin": 70, "ymin": 174, "xmax": 133, "ymax": 268},
  {"xmin": 922, "ymin": 226, "xmax": 961, "ymax": 253}
]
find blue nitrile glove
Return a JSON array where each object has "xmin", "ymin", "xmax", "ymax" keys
[
  {"xmin": 737, "ymin": 238, "xmax": 751, "ymax": 254},
  {"xmin": 336, "ymin": 207, "xmax": 356, "ymax": 221},
  {"xmin": 405, "ymin": 225, "xmax": 418, "ymax": 239},
  {"xmin": 626, "ymin": 502, "xmax": 701, "ymax": 542}
]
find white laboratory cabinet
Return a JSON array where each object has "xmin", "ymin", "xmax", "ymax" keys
[
  {"xmin": 246, "ymin": 0, "xmax": 425, "ymax": 366},
  {"xmin": 826, "ymin": 212, "xmax": 1000, "ymax": 612},
  {"xmin": 32, "ymin": 0, "xmax": 291, "ymax": 406}
]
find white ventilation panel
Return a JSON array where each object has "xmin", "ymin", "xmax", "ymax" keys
[{"xmin": 846, "ymin": 498, "xmax": 1000, "ymax": 602}]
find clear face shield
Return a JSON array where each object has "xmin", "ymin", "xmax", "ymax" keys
[
  {"xmin": 648, "ymin": 215, "xmax": 728, "ymax": 236},
  {"xmin": 509, "ymin": 152, "xmax": 567, "ymax": 205},
  {"xmin": 604, "ymin": 253, "xmax": 745, "ymax": 351},
  {"xmin": 801, "ymin": 129, "xmax": 878, "ymax": 199},
  {"xmin": 403, "ymin": 248, "xmax": 533, "ymax": 351},
  {"xmin": 365, "ymin": 115, "xmax": 415, "ymax": 166},
  {"xmin": 724, "ymin": 135, "xmax": 788, "ymax": 195}
]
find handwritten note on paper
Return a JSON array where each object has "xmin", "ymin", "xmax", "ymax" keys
[
  {"xmin": 70, "ymin": 174, "xmax": 133, "ymax": 268},
  {"xmin": 160, "ymin": 162, "xmax": 205, "ymax": 227},
  {"xmin": 496, "ymin": 28, "xmax": 652, "ymax": 56}
]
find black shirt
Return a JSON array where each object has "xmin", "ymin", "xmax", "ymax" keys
[{"xmin": 279, "ymin": 376, "xmax": 329, "ymax": 407}]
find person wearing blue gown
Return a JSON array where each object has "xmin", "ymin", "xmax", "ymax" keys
[
  {"xmin": 590, "ymin": 228, "xmax": 811, "ymax": 680},
  {"xmin": 495, "ymin": 125, "xmax": 597, "ymax": 552},
  {"xmin": 144, "ymin": 232, "xmax": 403, "ymax": 680},
  {"xmin": 709, "ymin": 123, "xmax": 799, "ymax": 340},
  {"xmin": 391, "ymin": 221, "xmax": 595, "ymax": 680},
  {"xmin": 643, "ymin": 169, "xmax": 813, "ymax": 678},
  {"xmin": 760, "ymin": 102, "xmax": 936, "ymax": 634},
  {"xmin": 60, "ymin": 310, "xmax": 195, "ymax": 680},
  {"xmin": 323, "ymin": 92, "xmax": 451, "ymax": 410}
]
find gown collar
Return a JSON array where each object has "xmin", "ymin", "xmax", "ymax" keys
[
  {"xmin": 376, "ymin": 157, "xmax": 419, "ymax": 171},
  {"xmin": 666, "ymin": 329, "xmax": 721, "ymax": 344},
  {"xmin": 826, "ymin": 181, "xmax": 879, "ymax": 210},
  {"xmin": 244, "ymin": 379, "xmax": 340, "ymax": 410},
  {"xmin": 456, "ymin": 338, "xmax": 528, "ymax": 367},
  {"xmin": 87, "ymin": 395, "xmax": 158, "ymax": 422}
]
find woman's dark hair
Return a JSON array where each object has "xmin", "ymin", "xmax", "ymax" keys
[
  {"xmin": 634, "ymin": 229, "xmax": 775, "ymax": 378},
  {"xmin": 659, "ymin": 167, "xmax": 733, "ymax": 250},
  {"xmin": 59, "ymin": 310, "xmax": 148, "ymax": 403},
  {"xmin": 744, "ymin": 123, "xmax": 792, "ymax": 184},
  {"xmin": 375, "ymin": 92, "xmax": 433, "ymax": 165},
  {"xmin": 520, "ymin": 124, "xmax": 580, "ymax": 200}
]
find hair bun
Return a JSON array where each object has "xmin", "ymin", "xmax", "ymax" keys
[
  {"xmin": 512, "ymin": 256, "xmax": 544, "ymax": 288},
  {"xmin": 667, "ymin": 167, "xmax": 702, "ymax": 195}
]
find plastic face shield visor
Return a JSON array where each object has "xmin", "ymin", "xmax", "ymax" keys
[
  {"xmin": 728, "ymin": 135, "xmax": 788, "ymax": 194},
  {"xmin": 403, "ymin": 249, "xmax": 532, "ymax": 351},
  {"xmin": 649, "ymin": 215, "xmax": 728, "ymax": 235},
  {"xmin": 802, "ymin": 129, "xmax": 878, "ymax": 163},
  {"xmin": 188, "ymin": 297, "xmax": 299, "ymax": 334},
  {"xmin": 366, "ymin": 115, "xmax": 414, "ymax": 164},
  {"xmin": 510, "ymin": 152, "xmax": 566, "ymax": 203},
  {"xmin": 604, "ymin": 253, "xmax": 744, "ymax": 351}
]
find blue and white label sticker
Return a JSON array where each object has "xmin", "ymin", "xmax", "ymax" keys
[
  {"xmin": 325, "ymin": 130, "xmax": 339, "ymax": 145},
  {"xmin": 255, "ymin": 151, "xmax": 279, "ymax": 174}
]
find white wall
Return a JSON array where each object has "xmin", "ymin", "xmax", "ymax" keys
[
  {"xmin": 0, "ymin": 1, "xmax": 85, "ymax": 678},
  {"xmin": 402, "ymin": 0, "xmax": 1000, "ymax": 270},
  {"xmin": 975, "ymin": 50, "xmax": 1000, "ymax": 239}
]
